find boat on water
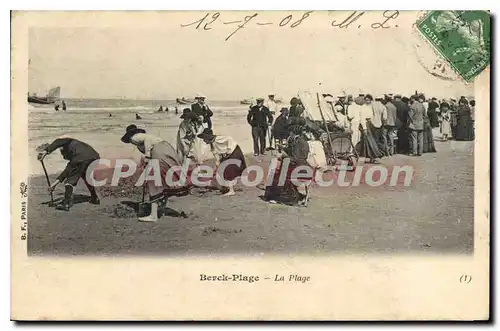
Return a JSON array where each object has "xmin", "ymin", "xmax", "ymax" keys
[
  {"xmin": 28, "ymin": 86, "xmax": 61, "ymax": 105},
  {"xmin": 176, "ymin": 97, "xmax": 195, "ymax": 105},
  {"xmin": 240, "ymin": 95, "xmax": 283, "ymax": 105},
  {"xmin": 240, "ymin": 99, "xmax": 253, "ymax": 105}
]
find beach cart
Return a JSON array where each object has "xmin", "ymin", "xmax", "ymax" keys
[{"xmin": 298, "ymin": 90, "xmax": 359, "ymax": 169}]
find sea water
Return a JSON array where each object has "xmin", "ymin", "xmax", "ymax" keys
[{"xmin": 28, "ymin": 99, "xmax": 254, "ymax": 175}]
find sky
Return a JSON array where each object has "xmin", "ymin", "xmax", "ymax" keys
[{"xmin": 28, "ymin": 11, "xmax": 474, "ymax": 100}]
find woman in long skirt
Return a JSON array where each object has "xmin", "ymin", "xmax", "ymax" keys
[
  {"xmin": 439, "ymin": 102, "xmax": 452, "ymax": 141},
  {"xmin": 197, "ymin": 128, "xmax": 247, "ymax": 196},
  {"xmin": 121, "ymin": 124, "xmax": 189, "ymax": 222},
  {"xmin": 396, "ymin": 96, "xmax": 411, "ymax": 154},
  {"xmin": 356, "ymin": 95, "xmax": 383, "ymax": 163},
  {"xmin": 422, "ymin": 115, "xmax": 437, "ymax": 153},
  {"xmin": 358, "ymin": 121, "xmax": 384, "ymax": 162},
  {"xmin": 264, "ymin": 126, "xmax": 312, "ymax": 206},
  {"xmin": 176, "ymin": 108, "xmax": 201, "ymax": 161},
  {"xmin": 264, "ymin": 160, "xmax": 308, "ymax": 206},
  {"xmin": 427, "ymin": 98, "xmax": 441, "ymax": 139},
  {"xmin": 450, "ymin": 104, "xmax": 458, "ymax": 139},
  {"xmin": 456, "ymin": 99, "xmax": 474, "ymax": 141}
]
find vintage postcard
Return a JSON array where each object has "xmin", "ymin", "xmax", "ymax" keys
[{"xmin": 11, "ymin": 10, "xmax": 490, "ymax": 320}]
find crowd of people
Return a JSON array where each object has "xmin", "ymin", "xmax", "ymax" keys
[
  {"xmin": 323, "ymin": 92, "xmax": 475, "ymax": 162},
  {"xmin": 176, "ymin": 92, "xmax": 476, "ymax": 206},
  {"xmin": 36, "ymin": 92, "xmax": 475, "ymax": 221}
]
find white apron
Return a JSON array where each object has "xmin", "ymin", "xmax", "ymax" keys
[
  {"xmin": 191, "ymin": 123, "xmax": 212, "ymax": 163},
  {"xmin": 307, "ymin": 140, "xmax": 327, "ymax": 169}
]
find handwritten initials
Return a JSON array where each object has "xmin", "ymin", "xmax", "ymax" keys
[{"xmin": 371, "ymin": 10, "xmax": 400, "ymax": 29}]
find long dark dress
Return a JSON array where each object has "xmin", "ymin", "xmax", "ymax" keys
[
  {"xmin": 218, "ymin": 145, "xmax": 247, "ymax": 181},
  {"xmin": 289, "ymin": 104, "xmax": 305, "ymax": 118},
  {"xmin": 450, "ymin": 107, "xmax": 458, "ymax": 139},
  {"xmin": 393, "ymin": 100, "xmax": 410, "ymax": 154},
  {"xmin": 427, "ymin": 108, "xmax": 440, "ymax": 128},
  {"xmin": 397, "ymin": 127, "xmax": 410, "ymax": 154},
  {"xmin": 264, "ymin": 135, "xmax": 311, "ymax": 206},
  {"xmin": 422, "ymin": 117, "xmax": 436, "ymax": 153},
  {"xmin": 455, "ymin": 105, "xmax": 474, "ymax": 141},
  {"xmin": 356, "ymin": 121, "xmax": 384, "ymax": 160},
  {"xmin": 272, "ymin": 114, "xmax": 290, "ymax": 140}
]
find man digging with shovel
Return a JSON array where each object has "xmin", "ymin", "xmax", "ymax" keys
[{"xmin": 37, "ymin": 137, "xmax": 101, "ymax": 211}]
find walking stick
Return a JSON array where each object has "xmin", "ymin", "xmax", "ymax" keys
[{"xmin": 40, "ymin": 159, "xmax": 54, "ymax": 206}]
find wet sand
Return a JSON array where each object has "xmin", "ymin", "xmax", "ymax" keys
[{"xmin": 27, "ymin": 141, "xmax": 474, "ymax": 256}]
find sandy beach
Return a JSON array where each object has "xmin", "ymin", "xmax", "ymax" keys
[{"xmin": 27, "ymin": 139, "xmax": 474, "ymax": 256}]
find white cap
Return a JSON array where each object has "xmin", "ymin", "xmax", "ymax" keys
[
  {"xmin": 195, "ymin": 93, "xmax": 207, "ymax": 99},
  {"xmin": 324, "ymin": 95, "xmax": 336, "ymax": 103}
]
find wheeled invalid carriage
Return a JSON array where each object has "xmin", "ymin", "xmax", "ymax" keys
[{"xmin": 320, "ymin": 126, "xmax": 359, "ymax": 169}]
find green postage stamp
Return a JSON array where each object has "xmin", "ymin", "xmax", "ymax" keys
[{"xmin": 416, "ymin": 10, "xmax": 490, "ymax": 82}]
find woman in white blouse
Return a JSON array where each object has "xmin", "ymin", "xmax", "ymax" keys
[
  {"xmin": 197, "ymin": 128, "xmax": 247, "ymax": 196},
  {"xmin": 357, "ymin": 95, "xmax": 383, "ymax": 163},
  {"xmin": 176, "ymin": 108, "xmax": 201, "ymax": 161},
  {"xmin": 346, "ymin": 98, "xmax": 364, "ymax": 148},
  {"xmin": 121, "ymin": 124, "xmax": 187, "ymax": 222}
]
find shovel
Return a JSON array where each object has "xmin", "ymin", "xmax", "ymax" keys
[
  {"xmin": 137, "ymin": 185, "xmax": 149, "ymax": 217},
  {"xmin": 40, "ymin": 159, "xmax": 54, "ymax": 206}
]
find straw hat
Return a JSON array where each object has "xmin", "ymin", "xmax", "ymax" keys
[
  {"xmin": 180, "ymin": 108, "xmax": 196, "ymax": 119},
  {"xmin": 121, "ymin": 124, "xmax": 145, "ymax": 143},
  {"xmin": 323, "ymin": 95, "xmax": 336, "ymax": 103},
  {"xmin": 197, "ymin": 128, "xmax": 215, "ymax": 140}
]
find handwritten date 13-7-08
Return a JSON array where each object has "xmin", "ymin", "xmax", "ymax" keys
[{"xmin": 181, "ymin": 11, "xmax": 400, "ymax": 41}]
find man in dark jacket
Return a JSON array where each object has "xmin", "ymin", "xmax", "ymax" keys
[
  {"xmin": 272, "ymin": 107, "xmax": 290, "ymax": 151},
  {"xmin": 393, "ymin": 95, "xmax": 409, "ymax": 125},
  {"xmin": 247, "ymin": 98, "xmax": 273, "ymax": 155},
  {"xmin": 37, "ymin": 137, "xmax": 101, "ymax": 211},
  {"xmin": 334, "ymin": 95, "xmax": 347, "ymax": 115},
  {"xmin": 408, "ymin": 95, "xmax": 425, "ymax": 156},
  {"xmin": 393, "ymin": 94, "xmax": 410, "ymax": 154},
  {"xmin": 289, "ymin": 97, "xmax": 305, "ymax": 118},
  {"xmin": 383, "ymin": 94, "xmax": 398, "ymax": 155},
  {"xmin": 427, "ymin": 97, "xmax": 440, "ymax": 128},
  {"xmin": 191, "ymin": 95, "xmax": 214, "ymax": 129}
]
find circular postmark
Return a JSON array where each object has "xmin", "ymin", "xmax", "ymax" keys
[{"xmin": 411, "ymin": 11, "xmax": 461, "ymax": 82}]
